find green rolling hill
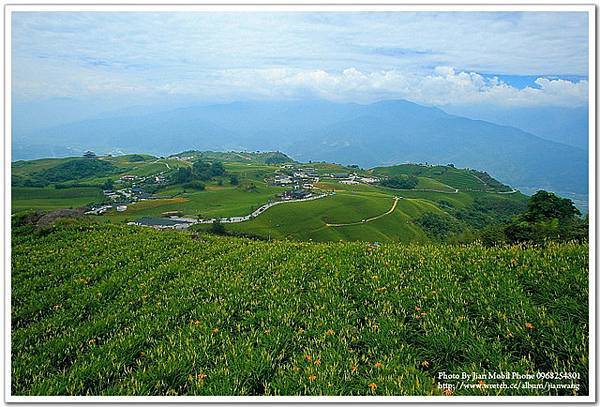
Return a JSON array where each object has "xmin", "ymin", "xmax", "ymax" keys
[
  {"xmin": 9, "ymin": 151, "xmax": 588, "ymax": 396},
  {"xmin": 12, "ymin": 151, "xmax": 529, "ymax": 243}
]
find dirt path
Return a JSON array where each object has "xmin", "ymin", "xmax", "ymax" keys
[{"xmin": 325, "ymin": 196, "xmax": 400, "ymax": 227}]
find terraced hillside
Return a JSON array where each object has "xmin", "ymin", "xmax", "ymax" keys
[{"xmin": 11, "ymin": 222, "xmax": 588, "ymax": 396}]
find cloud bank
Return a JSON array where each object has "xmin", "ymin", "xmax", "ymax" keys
[
  {"xmin": 11, "ymin": 11, "xmax": 590, "ymax": 107},
  {"xmin": 205, "ymin": 66, "xmax": 588, "ymax": 107}
]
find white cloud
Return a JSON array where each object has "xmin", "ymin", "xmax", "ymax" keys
[
  {"xmin": 192, "ymin": 66, "xmax": 587, "ymax": 107},
  {"xmin": 11, "ymin": 12, "xmax": 590, "ymax": 107}
]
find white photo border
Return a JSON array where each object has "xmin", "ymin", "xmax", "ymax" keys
[{"xmin": 2, "ymin": 1, "xmax": 596, "ymax": 404}]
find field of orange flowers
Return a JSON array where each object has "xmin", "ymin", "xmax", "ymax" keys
[{"xmin": 11, "ymin": 221, "xmax": 588, "ymax": 396}]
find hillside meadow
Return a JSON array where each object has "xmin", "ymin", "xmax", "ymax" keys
[{"xmin": 11, "ymin": 222, "xmax": 588, "ymax": 396}]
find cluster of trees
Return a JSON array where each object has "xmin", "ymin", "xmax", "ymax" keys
[
  {"xmin": 481, "ymin": 191, "xmax": 587, "ymax": 245},
  {"xmin": 12, "ymin": 158, "xmax": 119, "ymax": 187},
  {"xmin": 415, "ymin": 212, "xmax": 463, "ymax": 241},
  {"xmin": 417, "ymin": 190, "xmax": 587, "ymax": 245},
  {"xmin": 127, "ymin": 154, "xmax": 146, "ymax": 162},
  {"xmin": 173, "ymin": 160, "xmax": 227, "ymax": 187},
  {"xmin": 380, "ymin": 175, "xmax": 419, "ymax": 190},
  {"xmin": 264, "ymin": 155, "xmax": 290, "ymax": 165}
]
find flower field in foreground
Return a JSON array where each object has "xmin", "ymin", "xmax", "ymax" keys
[{"xmin": 11, "ymin": 222, "xmax": 588, "ymax": 396}]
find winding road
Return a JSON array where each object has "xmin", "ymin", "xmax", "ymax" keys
[{"xmin": 166, "ymin": 193, "xmax": 332, "ymax": 226}]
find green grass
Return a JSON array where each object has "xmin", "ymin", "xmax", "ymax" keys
[
  {"xmin": 226, "ymin": 190, "xmax": 452, "ymax": 243},
  {"xmin": 105, "ymin": 182, "xmax": 286, "ymax": 222},
  {"xmin": 11, "ymin": 187, "xmax": 104, "ymax": 212},
  {"xmin": 11, "ymin": 222, "xmax": 588, "ymax": 396},
  {"xmin": 373, "ymin": 164, "xmax": 493, "ymax": 191},
  {"xmin": 11, "ymin": 158, "xmax": 81, "ymax": 177}
]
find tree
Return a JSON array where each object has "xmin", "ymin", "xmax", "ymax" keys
[
  {"xmin": 183, "ymin": 180, "xmax": 205, "ymax": 190},
  {"xmin": 229, "ymin": 174, "xmax": 239, "ymax": 185},
  {"xmin": 523, "ymin": 190, "xmax": 580, "ymax": 222},
  {"xmin": 500, "ymin": 190, "xmax": 587, "ymax": 245},
  {"xmin": 380, "ymin": 175, "xmax": 418, "ymax": 189},
  {"xmin": 192, "ymin": 160, "xmax": 212, "ymax": 180},
  {"xmin": 174, "ymin": 167, "xmax": 193, "ymax": 184},
  {"xmin": 210, "ymin": 161, "xmax": 226, "ymax": 177}
]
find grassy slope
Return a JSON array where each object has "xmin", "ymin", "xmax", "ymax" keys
[
  {"xmin": 11, "ymin": 157, "xmax": 529, "ymax": 243},
  {"xmin": 11, "ymin": 223, "xmax": 588, "ymax": 396},
  {"xmin": 228, "ymin": 180, "xmax": 475, "ymax": 242},
  {"xmin": 105, "ymin": 181, "xmax": 286, "ymax": 222},
  {"xmin": 225, "ymin": 192, "xmax": 437, "ymax": 242},
  {"xmin": 372, "ymin": 164, "xmax": 491, "ymax": 191},
  {"xmin": 12, "ymin": 187, "xmax": 104, "ymax": 212}
]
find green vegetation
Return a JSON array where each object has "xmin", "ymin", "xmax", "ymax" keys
[
  {"xmin": 105, "ymin": 183, "xmax": 284, "ymax": 223},
  {"xmin": 35, "ymin": 158, "xmax": 118, "ymax": 183},
  {"xmin": 225, "ymin": 190, "xmax": 436, "ymax": 242},
  {"xmin": 492, "ymin": 191, "xmax": 588, "ymax": 245},
  {"xmin": 127, "ymin": 154, "xmax": 147, "ymax": 162},
  {"xmin": 372, "ymin": 164, "xmax": 511, "ymax": 192},
  {"xmin": 9, "ymin": 152, "xmax": 590, "ymax": 397},
  {"xmin": 414, "ymin": 213, "xmax": 463, "ymax": 241},
  {"xmin": 12, "ymin": 158, "xmax": 119, "ymax": 187},
  {"xmin": 171, "ymin": 150, "xmax": 294, "ymax": 165},
  {"xmin": 12, "ymin": 187, "xmax": 104, "ymax": 212},
  {"xmin": 11, "ymin": 222, "xmax": 588, "ymax": 396},
  {"xmin": 11, "ymin": 152, "xmax": 580, "ymax": 246},
  {"xmin": 379, "ymin": 175, "xmax": 419, "ymax": 190}
]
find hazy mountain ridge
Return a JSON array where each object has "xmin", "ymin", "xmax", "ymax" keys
[{"xmin": 12, "ymin": 99, "xmax": 588, "ymax": 197}]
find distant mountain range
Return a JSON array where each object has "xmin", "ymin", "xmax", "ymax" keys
[
  {"xmin": 442, "ymin": 105, "xmax": 588, "ymax": 150},
  {"xmin": 12, "ymin": 99, "xmax": 588, "ymax": 196}
]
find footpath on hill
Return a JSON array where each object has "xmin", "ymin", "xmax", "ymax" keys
[{"xmin": 325, "ymin": 196, "xmax": 400, "ymax": 227}]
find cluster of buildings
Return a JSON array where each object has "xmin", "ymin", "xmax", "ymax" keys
[
  {"xmin": 103, "ymin": 187, "xmax": 151, "ymax": 203},
  {"xmin": 272, "ymin": 169, "xmax": 320, "ymax": 189},
  {"xmin": 115, "ymin": 174, "xmax": 166, "ymax": 186},
  {"xmin": 280, "ymin": 189, "xmax": 313, "ymax": 201},
  {"xmin": 84, "ymin": 204, "xmax": 128, "ymax": 215},
  {"xmin": 330, "ymin": 173, "xmax": 379, "ymax": 185}
]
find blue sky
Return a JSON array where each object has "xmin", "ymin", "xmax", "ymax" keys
[{"xmin": 11, "ymin": 11, "xmax": 589, "ymax": 107}]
